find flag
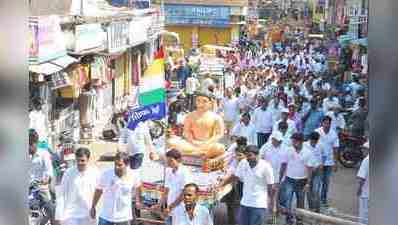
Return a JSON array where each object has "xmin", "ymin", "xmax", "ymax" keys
[{"xmin": 138, "ymin": 58, "xmax": 165, "ymax": 106}]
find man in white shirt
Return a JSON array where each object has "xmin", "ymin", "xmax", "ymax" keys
[
  {"xmin": 171, "ymin": 183, "xmax": 213, "ymax": 225},
  {"xmin": 273, "ymin": 108, "xmax": 297, "ymax": 138},
  {"xmin": 55, "ymin": 148, "xmax": 99, "ymax": 225},
  {"xmin": 253, "ymin": 98, "xmax": 274, "ymax": 148},
  {"xmin": 304, "ymin": 132, "xmax": 323, "ymax": 213},
  {"xmin": 259, "ymin": 131, "xmax": 288, "ymax": 217},
  {"xmin": 279, "ymin": 133, "xmax": 315, "ymax": 225},
  {"xmin": 162, "ymin": 149, "xmax": 193, "ymax": 225},
  {"xmin": 90, "ymin": 152, "xmax": 141, "ymax": 225},
  {"xmin": 260, "ymin": 131, "xmax": 287, "ymax": 185},
  {"xmin": 322, "ymin": 91, "xmax": 341, "ymax": 113},
  {"xmin": 222, "ymin": 87, "xmax": 240, "ymax": 135},
  {"xmin": 315, "ymin": 116, "xmax": 339, "ymax": 207},
  {"xmin": 218, "ymin": 145, "xmax": 275, "ymax": 225},
  {"xmin": 277, "ymin": 121, "xmax": 293, "ymax": 148},
  {"xmin": 326, "ymin": 107, "xmax": 346, "ymax": 132},
  {"xmin": 231, "ymin": 113, "xmax": 257, "ymax": 146},
  {"xmin": 118, "ymin": 121, "xmax": 155, "ymax": 170},
  {"xmin": 269, "ymin": 96, "xmax": 284, "ymax": 125},
  {"xmin": 357, "ymin": 141, "xmax": 369, "ymax": 225},
  {"xmin": 222, "ymin": 144, "xmax": 246, "ymax": 225},
  {"xmin": 185, "ymin": 74, "xmax": 201, "ymax": 111}
]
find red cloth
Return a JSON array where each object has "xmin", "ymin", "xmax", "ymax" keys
[{"xmin": 154, "ymin": 45, "xmax": 165, "ymax": 59}]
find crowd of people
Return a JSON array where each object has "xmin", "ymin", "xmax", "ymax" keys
[
  {"xmin": 29, "ymin": 24, "xmax": 369, "ymax": 225},
  {"xmin": 166, "ymin": 24, "xmax": 369, "ymax": 225}
]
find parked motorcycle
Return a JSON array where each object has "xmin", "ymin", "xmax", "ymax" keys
[
  {"xmin": 28, "ymin": 181, "xmax": 55, "ymax": 225},
  {"xmin": 338, "ymin": 130, "xmax": 367, "ymax": 168}
]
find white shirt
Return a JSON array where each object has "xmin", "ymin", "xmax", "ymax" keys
[
  {"xmin": 201, "ymin": 78, "xmax": 215, "ymax": 93},
  {"xmin": 253, "ymin": 107, "xmax": 274, "ymax": 133},
  {"xmin": 55, "ymin": 167, "xmax": 100, "ymax": 221},
  {"xmin": 119, "ymin": 122, "xmax": 151, "ymax": 156},
  {"xmin": 260, "ymin": 143, "xmax": 288, "ymax": 183},
  {"xmin": 186, "ymin": 77, "xmax": 200, "ymax": 95},
  {"xmin": 322, "ymin": 97, "xmax": 341, "ymax": 113},
  {"xmin": 326, "ymin": 111, "xmax": 346, "ymax": 131},
  {"xmin": 231, "ymin": 122, "xmax": 257, "ymax": 146},
  {"xmin": 273, "ymin": 119, "xmax": 297, "ymax": 137},
  {"xmin": 268, "ymin": 102, "xmax": 284, "ymax": 124},
  {"xmin": 280, "ymin": 131, "xmax": 293, "ymax": 148},
  {"xmin": 97, "ymin": 168, "xmax": 141, "ymax": 222},
  {"xmin": 234, "ymin": 159, "xmax": 275, "ymax": 208},
  {"xmin": 316, "ymin": 127, "xmax": 339, "ymax": 166},
  {"xmin": 285, "ymin": 146, "xmax": 315, "ymax": 179},
  {"xmin": 30, "ymin": 151, "xmax": 53, "ymax": 183},
  {"xmin": 222, "ymin": 97, "xmax": 240, "ymax": 123},
  {"xmin": 164, "ymin": 166, "xmax": 193, "ymax": 208},
  {"xmin": 357, "ymin": 155, "xmax": 369, "ymax": 198},
  {"xmin": 303, "ymin": 141, "xmax": 323, "ymax": 168},
  {"xmin": 225, "ymin": 143, "xmax": 240, "ymax": 174},
  {"xmin": 172, "ymin": 203, "xmax": 213, "ymax": 225}
]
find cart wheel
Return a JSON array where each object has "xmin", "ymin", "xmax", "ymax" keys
[{"xmin": 213, "ymin": 203, "xmax": 228, "ymax": 225}]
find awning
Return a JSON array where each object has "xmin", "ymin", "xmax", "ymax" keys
[{"xmin": 29, "ymin": 55, "xmax": 78, "ymax": 75}]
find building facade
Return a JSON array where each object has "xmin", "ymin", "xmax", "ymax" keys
[{"xmin": 160, "ymin": 0, "xmax": 248, "ymax": 51}]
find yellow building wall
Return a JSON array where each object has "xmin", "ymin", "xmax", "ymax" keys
[
  {"xmin": 166, "ymin": 26, "xmax": 193, "ymax": 52},
  {"xmin": 166, "ymin": 25, "xmax": 235, "ymax": 52},
  {"xmin": 198, "ymin": 27, "xmax": 231, "ymax": 47}
]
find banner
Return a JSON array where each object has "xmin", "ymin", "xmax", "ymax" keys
[
  {"xmin": 165, "ymin": 4, "xmax": 231, "ymax": 27},
  {"xmin": 127, "ymin": 102, "xmax": 166, "ymax": 130}
]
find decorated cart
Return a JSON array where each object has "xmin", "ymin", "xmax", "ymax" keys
[{"xmin": 135, "ymin": 153, "xmax": 232, "ymax": 225}]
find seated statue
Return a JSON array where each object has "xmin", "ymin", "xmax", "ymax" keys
[{"xmin": 167, "ymin": 92, "xmax": 225, "ymax": 159}]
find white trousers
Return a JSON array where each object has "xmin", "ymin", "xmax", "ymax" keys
[
  {"xmin": 358, "ymin": 197, "xmax": 369, "ymax": 224},
  {"xmin": 64, "ymin": 217, "xmax": 96, "ymax": 225}
]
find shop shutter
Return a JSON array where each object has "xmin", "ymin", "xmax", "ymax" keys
[
  {"xmin": 198, "ymin": 27, "xmax": 231, "ymax": 47},
  {"xmin": 165, "ymin": 26, "xmax": 193, "ymax": 52}
]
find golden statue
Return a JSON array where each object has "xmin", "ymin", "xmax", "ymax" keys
[{"xmin": 167, "ymin": 92, "xmax": 225, "ymax": 159}]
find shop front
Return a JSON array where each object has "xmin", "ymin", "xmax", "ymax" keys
[{"xmin": 164, "ymin": 4, "xmax": 236, "ymax": 52}]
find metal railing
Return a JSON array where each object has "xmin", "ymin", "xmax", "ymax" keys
[{"xmin": 292, "ymin": 208, "xmax": 365, "ymax": 225}]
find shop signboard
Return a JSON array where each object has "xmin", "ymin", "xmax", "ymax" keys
[
  {"xmin": 74, "ymin": 23, "xmax": 106, "ymax": 53},
  {"xmin": 164, "ymin": 4, "xmax": 231, "ymax": 27},
  {"xmin": 106, "ymin": 21, "xmax": 130, "ymax": 53},
  {"xmin": 129, "ymin": 16, "xmax": 151, "ymax": 46},
  {"xmin": 29, "ymin": 15, "xmax": 67, "ymax": 64}
]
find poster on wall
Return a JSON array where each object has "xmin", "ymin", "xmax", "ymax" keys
[{"xmin": 29, "ymin": 15, "xmax": 67, "ymax": 64}]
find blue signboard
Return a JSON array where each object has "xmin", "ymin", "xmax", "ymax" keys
[
  {"xmin": 127, "ymin": 102, "xmax": 166, "ymax": 130},
  {"xmin": 165, "ymin": 4, "xmax": 231, "ymax": 27}
]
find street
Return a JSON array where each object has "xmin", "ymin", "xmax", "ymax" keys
[{"xmin": 29, "ymin": 1, "xmax": 369, "ymax": 225}]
